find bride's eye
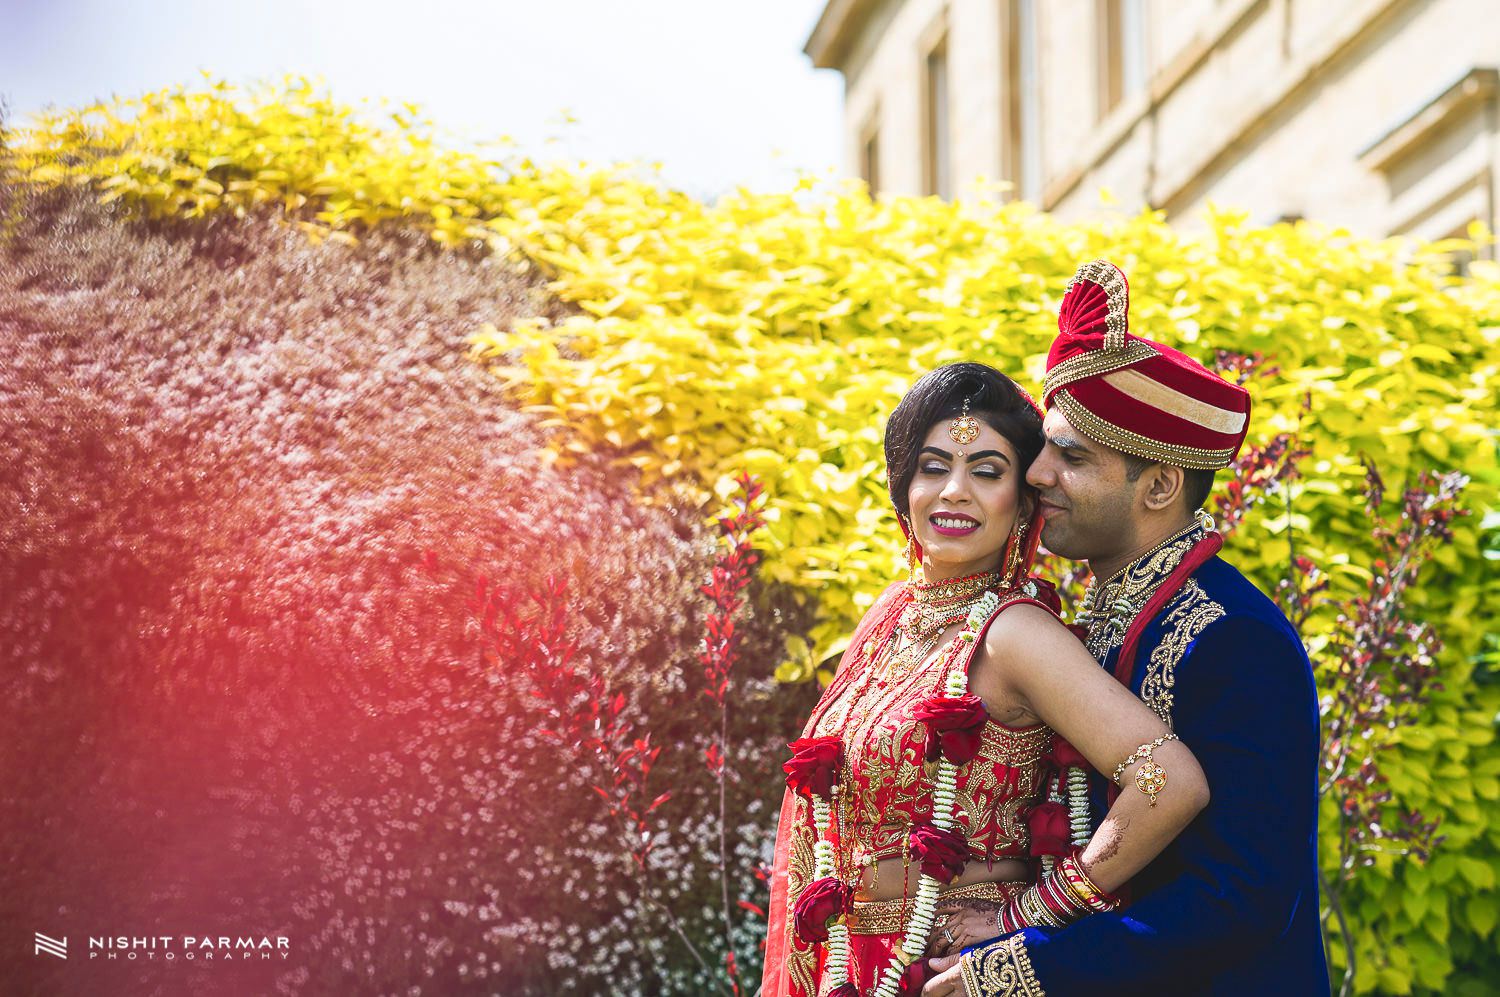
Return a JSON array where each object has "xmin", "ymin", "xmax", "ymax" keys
[{"xmin": 919, "ymin": 462, "xmax": 949, "ymax": 475}]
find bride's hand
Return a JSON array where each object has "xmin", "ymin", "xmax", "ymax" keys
[{"xmin": 927, "ymin": 901, "xmax": 1002, "ymax": 956}]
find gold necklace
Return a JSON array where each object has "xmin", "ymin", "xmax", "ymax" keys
[
  {"xmin": 901, "ymin": 571, "xmax": 1001, "ymax": 640},
  {"xmin": 881, "ymin": 571, "xmax": 1000, "ymax": 680}
]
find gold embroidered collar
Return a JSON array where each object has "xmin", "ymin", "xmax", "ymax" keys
[{"xmin": 1078, "ymin": 520, "xmax": 1207, "ymax": 660}]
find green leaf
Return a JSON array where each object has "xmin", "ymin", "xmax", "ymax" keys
[
  {"xmin": 1465, "ymin": 893, "xmax": 1498, "ymax": 937},
  {"xmin": 1457, "ymin": 856, "xmax": 1496, "ymax": 890}
]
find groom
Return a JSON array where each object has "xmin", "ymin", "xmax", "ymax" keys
[{"xmin": 925, "ymin": 261, "xmax": 1328, "ymax": 995}]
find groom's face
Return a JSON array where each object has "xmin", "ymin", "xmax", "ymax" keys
[{"xmin": 1025, "ymin": 408, "xmax": 1142, "ymax": 564}]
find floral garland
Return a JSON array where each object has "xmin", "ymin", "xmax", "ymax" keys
[
  {"xmin": 1037, "ymin": 741, "xmax": 1092, "ymax": 877},
  {"xmin": 785, "ymin": 585, "xmax": 1098, "ymax": 994},
  {"xmin": 786, "ymin": 590, "xmax": 999, "ymax": 997}
]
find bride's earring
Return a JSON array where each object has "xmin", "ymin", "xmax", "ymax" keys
[
  {"xmin": 901, "ymin": 515, "xmax": 922, "ymax": 585},
  {"xmin": 1004, "ymin": 521, "xmax": 1027, "ymax": 585}
]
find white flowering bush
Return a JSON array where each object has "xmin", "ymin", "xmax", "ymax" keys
[{"xmin": 0, "ymin": 181, "xmax": 811, "ymax": 995}]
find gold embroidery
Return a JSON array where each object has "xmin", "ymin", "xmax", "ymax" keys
[
  {"xmin": 1042, "ymin": 340, "xmax": 1158, "ymax": 398},
  {"xmin": 814, "ymin": 591, "xmax": 1055, "ymax": 866},
  {"xmin": 957, "ymin": 723, "xmax": 1053, "ymax": 853},
  {"xmin": 783, "ymin": 795, "xmax": 820, "ymax": 995},
  {"xmin": 1068, "ymin": 259, "xmax": 1131, "ymax": 350},
  {"xmin": 847, "ymin": 881, "xmax": 1026, "ymax": 935},
  {"xmin": 961, "ymin": 935, "xmax": 1046, "ymax": 996},
  {"xmin": 1140, "ymin": 579, "xmax": 1225, "ymax": 728},
  {"xmin": 1053, "ymin": 389, "xmax": 1236, "ymax": 470},
  {"xmin": 1079, "ymin": 522, "xmax": 1205, "ymax": 661}
]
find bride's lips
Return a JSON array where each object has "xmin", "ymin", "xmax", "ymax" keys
[{"xmin": 929, "ymin": 512, "xmax": 980, "ymax": 537}]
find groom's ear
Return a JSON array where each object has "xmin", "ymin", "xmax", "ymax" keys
[{"xmin": 1141, "ymin": 464, "xmax": 1186, "ymax": 512}]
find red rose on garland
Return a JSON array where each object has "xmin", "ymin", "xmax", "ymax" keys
[
  {"xmin": 828, "ymin": 985, "xmax": 859, "ymax": 997},
  {"xmin": 908, "ymin": 822, "xmax": 969, "ymax": 883},
  {"xmin": 793, "ymin": 876, "xmax": 853, "ymax": 943},
  {"xmin": 783, "ymin": 736, "xmax": 843, "ymax": 800},
  {"xmin": 912, "ymin": 693, "xmax": 989, "ymax": 764},
  {"xmin": 1045, "ymin": 735, "xmax": 1088, "ymax": 771},
  {"xmin": 1028, "ymin": 800, "xmax": 1071, "ymax": 857}
]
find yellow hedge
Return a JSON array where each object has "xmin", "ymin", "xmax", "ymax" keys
[{"xmin": 6, "ymin": 79, "xmax": 1498, "ymax": 995}]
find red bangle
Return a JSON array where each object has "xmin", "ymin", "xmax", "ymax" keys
[
  {"xmin": 997, "ymin": 895, "xmax": 1027, "ymax": 933},
  {"xmin": 1035, "ymin": 872, "xmax": 1077, "ymax": 923},
  {"xmin": 1059, "ymin": 851, "xmax": 1121, "ymax": 911}
]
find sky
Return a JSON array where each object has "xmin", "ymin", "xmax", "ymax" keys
[{"xmin": 0, "ymin": 0, "xmax": 846, "ymax": 198}]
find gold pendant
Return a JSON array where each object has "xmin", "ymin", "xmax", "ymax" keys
[{"xmin": 1135, "ymin": 761, "xmax": 1167, "ymax": 806}]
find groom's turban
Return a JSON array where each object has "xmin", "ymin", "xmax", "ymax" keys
[{"xmin": 1041, "ymin": 260, "xmax": 1250, "ymax": 470}]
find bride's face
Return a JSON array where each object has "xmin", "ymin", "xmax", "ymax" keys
[{"xmin": 906, "ymin": 418, "xmax": 1025, "ymax": 582}]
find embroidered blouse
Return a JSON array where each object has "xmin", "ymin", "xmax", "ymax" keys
[{"xmin": 806, "ymin": 581, "xmax": 1063, "ymax": 871}]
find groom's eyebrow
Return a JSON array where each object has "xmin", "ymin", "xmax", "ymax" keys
[{"xmin": 1047, "ymin": 431, "xmax": 1091, "ymax": 454}]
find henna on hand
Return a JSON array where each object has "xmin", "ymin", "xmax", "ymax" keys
[{"xmin": 928, "ymin": 900, "xmax": 1003, "ymax": 955}]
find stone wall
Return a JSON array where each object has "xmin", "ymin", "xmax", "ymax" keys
[{"xmin": 808, "ymin": 0, "xmax": 1500, "ymax": 240}]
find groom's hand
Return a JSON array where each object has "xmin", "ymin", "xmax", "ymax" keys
[{"xmin": 921, "ymin": 953, "xmax": 967, "ymax": 995}]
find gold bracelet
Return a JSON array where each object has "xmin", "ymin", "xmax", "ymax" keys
[
  {"xmin": 1111, "ymin": 733, "xmax": 1177, "ymax": 806},
  {"xmin": 1110, "ymin": 733, "xmax": 1177, "ymax": 784},
  {"xmin": 1020, "ymin": 888, "xmax": 1047, "ymax": 928}
]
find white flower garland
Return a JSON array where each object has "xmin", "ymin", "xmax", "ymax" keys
[
  {"xmin": 1040, "ymin": 764, "xmax": 1091, "ymax": 877},
  {"xmin": 811, "ymin": 795, "xmax": 853, "ymax": 983},
  {"xmin": 1067, "ymin": 766, "xmax": 1091, "ymax": 848},
  {"xmin": 820, "ymin": 590, "xmax": 1000, "ymax": 997}
]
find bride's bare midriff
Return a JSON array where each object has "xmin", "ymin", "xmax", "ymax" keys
[{"xmin": 855, "ymin": 855, "xmax": 1029, "ymax": 903}]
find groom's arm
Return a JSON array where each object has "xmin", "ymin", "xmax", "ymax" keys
[{"xmin": 959, "ymin": 615, "xmax": 1321, "ymax": 996}]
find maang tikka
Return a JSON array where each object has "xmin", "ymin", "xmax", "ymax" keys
[{"xmin": 949, "ymin": 396, "xmax": 980, "ymax": 457}]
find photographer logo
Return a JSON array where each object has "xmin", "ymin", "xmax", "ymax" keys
[{"xmin": 35, "ymin": 933, "xmax": 67, "ymax": 959}]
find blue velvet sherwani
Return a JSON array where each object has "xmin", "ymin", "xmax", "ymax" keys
[{"xmin": 962, "ymin": 525, "xmax": 1330, "ymax": 995}]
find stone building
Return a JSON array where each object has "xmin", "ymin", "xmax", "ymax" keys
[{"xmin": 804, "ymin": 0, "xmax": 1500, "ymax": 247}]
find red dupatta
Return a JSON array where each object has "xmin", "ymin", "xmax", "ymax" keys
[{"xmin": 761, "ymin": 580, "xmax": 909, "ymax": 997}]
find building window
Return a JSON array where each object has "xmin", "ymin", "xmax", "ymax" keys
[
  {"xmin": 925, "ymin": 34, "xmax": 952, "ymax": 199},
  {"xmin": 1003, "ymin": 0, "xmax": 1042, "ymax": 201},
  {"xmin": 861, "ymin": 117, "xmax": 881, "ymax": 195},
  {"xmin": 1097, "ymin": 0, "xmax": 1145, "ymax": 120}
]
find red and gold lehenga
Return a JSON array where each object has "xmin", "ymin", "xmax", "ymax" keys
[{"xmin": 762, "ymin": 559, "xmax": 1077, "ymax": 997}]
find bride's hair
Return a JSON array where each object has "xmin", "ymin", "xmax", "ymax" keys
[{"xmin": 884, "ymin": 362, "xmax": 1044, "ymax": 519}]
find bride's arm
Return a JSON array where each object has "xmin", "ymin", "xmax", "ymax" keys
[
  {"xmin": 926, "ymin": 602, "xmax": 1207, "ymax": 960},
  {"xmin": 972, "ymin": 603, "xmax": 1209, "ymax": 894}
]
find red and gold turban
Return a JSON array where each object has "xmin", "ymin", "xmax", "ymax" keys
[{"xmin": 1041, "ymin": 260, "xmax": 1249, "ymax": 470}]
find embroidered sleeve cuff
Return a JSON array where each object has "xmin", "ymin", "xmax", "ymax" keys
[{"xmin": 960, "ymin": 935, "xmax": 1045, "ymax": 996}]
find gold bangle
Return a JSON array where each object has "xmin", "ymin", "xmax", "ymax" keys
[
  {"xmin": 1052, "ymin": 863, "xmax": 1093, "ymax": 910},
  {"xmin": 1060, "ymin": 854, "xmax": 1119, "ymax": 912},
  {"xmin": 1017, "ymin": 886, "xmax": 1041, "ymax": 926}
]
